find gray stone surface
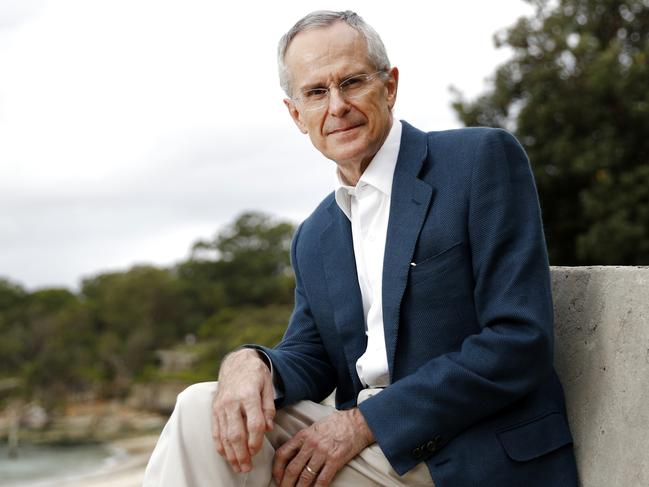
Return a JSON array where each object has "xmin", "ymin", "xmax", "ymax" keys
[{"xmin": 552, "ymin": 266, "xmax": 649, "ymax": 487}]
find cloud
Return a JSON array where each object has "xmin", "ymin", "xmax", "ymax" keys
[
  {"xmin": 0, "ymin": 0, "xmax": 534, "ymax": 289},
  {"xmin": 0, "ymin": 0, "xmax": 47, "ymax": 32},
  {"xmin": 0, "ymin": 123, "xmax": 332, "ymax": 289}
]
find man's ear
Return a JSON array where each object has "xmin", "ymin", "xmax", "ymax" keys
[
  {"xmin": 284, "ymin": 98, "xmax": 308, "ymax": 134},
  {"xmin": 385, "ymin": 66, "xmax": 399, "ymax": 110}
]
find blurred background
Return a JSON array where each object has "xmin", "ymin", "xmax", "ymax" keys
[{"xmin": 1, "ymin": 0, "xmax": 647, "ymax": 485}]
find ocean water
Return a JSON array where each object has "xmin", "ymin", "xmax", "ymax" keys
[{"xmin": 0, "ymin": 442, "xmax": 126, "ymax": 487}]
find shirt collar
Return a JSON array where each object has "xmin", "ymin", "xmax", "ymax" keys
[{"xmin": 334, "ymin": 120, "xmax": 402, "ymax": 220}]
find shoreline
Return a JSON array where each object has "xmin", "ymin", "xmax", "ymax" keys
[
  {"xmin": 47, "ymin": 435, "xmax": 159, "ymax": 487},
  {"xmin": 1, "ymin": 393, "xmax": 171, "ymax": 487}
]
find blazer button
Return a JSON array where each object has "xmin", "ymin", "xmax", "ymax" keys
[
  {"xmin": 426, "ymin": 435, "xmax": 442, "ymax": 452},
  {"xmin": 412, "ymin": 447, "xmax": 423, "ymax": 460}
]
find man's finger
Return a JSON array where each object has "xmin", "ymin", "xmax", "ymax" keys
[
  {"xmin": 261, "ymin": 377, "xmax": 276, "ymax": 431},
  {"xmin": 225, "ymin": 406, "xmax": 252, "ymax": 472},
  {"xmin": 314, "ymin": 463, "xmax": 338, "ymax": 487},
  {"xmin": 243, "ymin": 398, "xmax": 267, "ymax": 456},
  {"xmin": 296, "ymin": 451, "xmax": 326, "ymax": 487},
  {"xmin": 211, "ymin": 408, "xmax": 225, "ymax": 456},
  {"xmin": 280, "ymin": 453, "xmax": 310, "ymax": 487},
  {"xmin": 272, "ymin": 436, "xmax": 302, "ymax": 485},
  {"xmin": 218, "ymin": 411, "xmax": 240, "ymax": 471},
  {"xmin": 279, "ymin": 436, "xmax": 316, "ymax": 487}
]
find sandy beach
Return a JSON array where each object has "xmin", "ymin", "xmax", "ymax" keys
[{"xmin": 56, "ymin": 435, "xmax": 159, "ymax": 487}]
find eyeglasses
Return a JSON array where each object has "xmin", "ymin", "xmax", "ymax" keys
[{"xmin": 293, "ymin": 70, "xmax": 387, "ymax": 112}]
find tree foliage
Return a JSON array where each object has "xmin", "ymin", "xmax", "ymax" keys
[
  {"xmin": 187, "ymin": 212, "xmax": 294, "ymax": 307},
  {"xmin": 81, "ymin": 266, "xmax": 189, "ymax": 391},
  {"xmin": 0, "ymin": 212, "xmax": 296, "ymax": 401},
  {"xmin": 453, "ymin": 0, "xmax": 649, "ymax": 264}
]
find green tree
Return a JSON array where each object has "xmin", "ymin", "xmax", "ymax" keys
[
  {"xmin": 81, "ymin": 266, "xmax": 190, "ymax": 390},
  {"xmin": 453, "ymin": 0, "xmax": 649, "ymax": 264},
  {"xmin": 1, "ymin": 212, "xmax": 297, "ymax": 401},
  {"xmin": 0, "ymin": 278, "xmax": 26, "ymax": 310},
  {"xmin": 0, "ymin": 279, "xmax": 28, "ymax": 377},
  {"xmin": 185, "ymin": 212, "xmax": 295, "ymax": 307},
  {"xmin": 18, "ymin": 289, "xmax": 98, "ymax": 398},
  {"xmin": 191, "ymin": 304, "xmax": 292, "ymax": 378}
]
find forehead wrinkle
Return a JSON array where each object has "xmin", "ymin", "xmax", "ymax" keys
[{"xmin": 285, "ymin": 23, "xmax": 371, "ymax": 92}]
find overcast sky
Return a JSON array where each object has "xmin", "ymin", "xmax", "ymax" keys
[{"xmin": 0, "ymin": 0, "xmax": 534, "ymax": 290}]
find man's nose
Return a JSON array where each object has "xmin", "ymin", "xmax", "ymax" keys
[{"xmin": 327, "ymin": 87, "xmax": 351, "ymax": 116}]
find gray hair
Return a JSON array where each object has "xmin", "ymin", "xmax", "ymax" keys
[{"xmin": 277, "ymin": 10, "xmax": 391, "ymax": 97}]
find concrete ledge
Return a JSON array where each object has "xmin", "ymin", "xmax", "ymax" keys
[{"xmin": 552, "ymin": 266, "xmax": 649, "ymax": 486}]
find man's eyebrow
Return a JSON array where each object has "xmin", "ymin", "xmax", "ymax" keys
[
  {"xmin": 300, "ymin": 80, "xmax": 327, "ymax": 91},
  {"xmin": 300, "ymin": 71, "xmax": 367, "ymax": 91}
]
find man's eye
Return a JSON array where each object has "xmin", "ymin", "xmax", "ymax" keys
[
  {"xmin": 304, "ymin": 89, "xmax": 327, "ymax": 98},
  {"xmin": 341, "ymin": 76, "xmax": 364, "ymax": 89}
]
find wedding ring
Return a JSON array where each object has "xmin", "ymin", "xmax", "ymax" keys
[{"xmin": 304, "ymin": 464, "xmax": 318, "ymax": 475}]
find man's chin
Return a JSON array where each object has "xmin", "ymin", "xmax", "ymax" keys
[
  {"xmin": 325, "ymin": 146, "xmax": 369, "ymax": 167},
  {"xmin": 327, "ymin": 131, "xmax": 366, "ymax": 151}
]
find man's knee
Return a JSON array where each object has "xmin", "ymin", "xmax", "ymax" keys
[{"xmin": 175, "ymin": 381, "xmax": 218, "ymax": 413}]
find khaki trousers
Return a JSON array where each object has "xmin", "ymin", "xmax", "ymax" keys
[{"xmin": 143, "ymin": 382, "xmax": 434, "ymax": 486}]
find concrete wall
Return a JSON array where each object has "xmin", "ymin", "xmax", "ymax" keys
[{"xmin": 552, "ymin": 266, "xmax": 649, "ymax": 487}]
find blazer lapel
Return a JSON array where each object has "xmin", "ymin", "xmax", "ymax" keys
[
  {"xmin": 321, "ymin": 201, "xmax": 366, "ymax": 391},
  {"xmin": 383, "ymin": 121, "xmax": 434, "ymax": 380}
]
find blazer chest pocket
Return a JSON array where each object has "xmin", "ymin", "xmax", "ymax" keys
[
  {"xmin": 497, "ymin": 412, "xmax": 573, "ymax": 462},
  {"xmin": 409, "ymin": 241, "xmax": 466, "ymax": 287}
]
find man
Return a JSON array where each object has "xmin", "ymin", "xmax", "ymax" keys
[{"xmin": 144, "ymin": 10, "xmax": 578, "ymax": 487}]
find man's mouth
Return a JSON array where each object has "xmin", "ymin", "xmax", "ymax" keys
[{"xmin": 328, "ymin": 124, "xmax": 362, "ymax": 135}]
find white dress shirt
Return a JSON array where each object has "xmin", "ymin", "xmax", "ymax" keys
[{"xmin": 334, "ymin": 120, "xmax": 402, "ymax": 387}]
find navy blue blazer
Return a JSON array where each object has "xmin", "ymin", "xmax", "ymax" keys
[{"xmin": 253, "ymin": 122, "xmax": 578, "ymax": 486}]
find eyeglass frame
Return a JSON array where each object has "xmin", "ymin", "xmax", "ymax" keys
[{"xmin": 291, "ymin": 70, "xmax": 389, "ymax": 112}]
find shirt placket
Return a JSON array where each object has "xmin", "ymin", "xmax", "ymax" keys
[{"xmin": 355, "ymin": 185, "xmax": 389, "ymax": 387}]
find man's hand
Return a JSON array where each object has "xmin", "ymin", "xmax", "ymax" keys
[
  {"xmin": 212, "ymin": 348, "xmax": 275, "ymax": 473},
  {"xmin": 272, "ymin": 407, "xmax": 374, "ymax": 486}
]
